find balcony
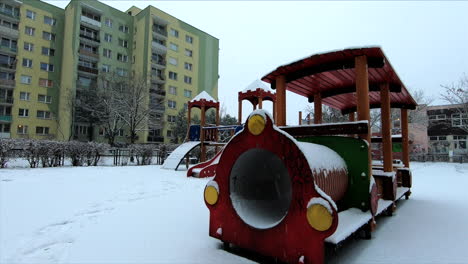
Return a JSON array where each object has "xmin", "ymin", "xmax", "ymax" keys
[
  {"xmin": 0, "ymin": 97, "xmax": 13, "ymax": 104},
  {"xmin": 151, "ymin": 56, "xmax": 166, "ymax": 68},
  {"xmin": 80, "ymin": 15, "xmax": 101, "ymax": 28},
  {"xmin": 0, "ymin": 45, "xmax": 17, "ymax": 55},
  {"xmin": 151, "ymin": 74, "xmax": 165, "ymax": 84},
  {"xmin": 77, "ymin": 65, "xmax": 98, "ymax": 75},
  {"xmin": 152, "ymin": 41, "xmax": 167, "ymax": 53},
  {"xmin": 0, "ymin": 8, "xmax": 20, "ymax": 20},
  {"xmin": 152, "ymin": 26, "xmax": 167, "ymax": 38},
  {"xmin": 0, "ymin": 132, "xmax": 10, "ymax": 138},
  {"xmin": 0, "ymin": 79, "xmax": 15, "ymax": 88},
  {"xmin": 79, "ymin": 49, "xmax": 99, "ymax": 59},
  {"xmin": 150, "ymin": 87, "xmax": 166, "ymax": 97},
  {"xmin": 0, "ymin": 62, "xmax": 16, "ymax": 71},
  {"xmin": 79, "ymin": 31, "xmax": 100, "ymax": 43},
  {"xmin": 0, "ymin": 24, "xmax": 18, "ymax": 38},
  {"xmin": 0, "ymin": 115, "xmax": 12, "ymax": 122}
]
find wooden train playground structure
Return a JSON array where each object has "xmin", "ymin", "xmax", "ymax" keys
[{"xmin": 162, "ymin": 47, "xmax": 416, "ymax": 264}]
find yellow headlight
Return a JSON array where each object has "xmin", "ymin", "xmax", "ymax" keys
[
  {"xmin": 306, "ymin": 204, "xmax": 333, "ymax": 231},
  {"xmin": 204, "ymin": 185, "xmax": 219, "ymax": 205},
  {"xmin": 247, "ymin": 114, "xmax": 266, "ymax": 135}
]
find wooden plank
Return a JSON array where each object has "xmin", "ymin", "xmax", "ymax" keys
[{"xmin": 279, "ymin": 121, "xmax": 369, "ymax": 137}]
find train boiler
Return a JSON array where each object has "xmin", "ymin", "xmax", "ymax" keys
[{"xmin": 203, "ymin": 110, "xmax": 382, "ymax": 264}]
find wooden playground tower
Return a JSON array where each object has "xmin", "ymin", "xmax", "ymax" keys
[
  {"xmin": 187, "ymin": 91, "xmax": 220, "ymax": 162},
  {"xmin": 238, "ymin": 79, "xmax": 276, "ymax": 124}
]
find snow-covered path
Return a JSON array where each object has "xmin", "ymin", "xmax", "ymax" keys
[{"xmin": 1, "ymin": 162, "xmax": 468, "ymax": 263}]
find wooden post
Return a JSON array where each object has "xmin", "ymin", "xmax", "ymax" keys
[
  {"xmin": 275, "ymin": 75, "xmax": 286, "ymax": 126},
  {"xmin": 401, "ymin": 108, "xmax": 410, "ymax": 168},
  {"xmin": 299, "ymin": 111, "xmax": 302, "ymax": 125},
  {"xmin": 355, "ymin": 55, "xmax": 371, "ymax": 179},
  {"xmin": 215, "ymin": 107, "xmax": 220, "ymax": 153},
  {"xmin": 380, "ymin": 83, "xmax": 393, "ymax": 172},
  {"xmin": 348, "ymin": 112, "xmax": 355, "ymax": 122},
  {"xmin": 253, "ymin": 103, "xmax": 257, "ymax": 110},
  {"xmin": 307, "ymin": 113, "xmax": 311, "ymax": 125},
  {"xmin": 187, "ymin": 106, "xmax": 191, "ymax": 124},
  {"xmin": 314, "ymin": 93, "xmax": 322, "ymax": 124},
  {"xmin": 238, "ymin": 100, "xmax": 242, "ymax": 124},
  {"xmin": 272, "ymin": 101, "xmax": 276, "ymax": 124},
  {"xmin": 200, "ymin": 105, "xmax": 206, "ymax": 162},
  {"xmin": 258, "ymin": 97, "xmax": 263, "ymax": 109}
]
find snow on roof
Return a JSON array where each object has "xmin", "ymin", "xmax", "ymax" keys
[
  {"xmin": 242, "ymin": 79, "xmax": 274, "ymax": 93},
  {"xmin": 190, "ymin": 91, "xmax": 217, "ymax": 103}
]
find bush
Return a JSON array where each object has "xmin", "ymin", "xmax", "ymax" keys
[
  {"xmin": 65, "ymin": 141, "xmax": 87, "ymax": 166},
  {"xmin": 0, "ymin": 139, "xmax": 15, "ymax": 168},
  {"xmin": 129, "ymin": 144, "xmax": 155, "ymax": 165},
  {"xmin": 84, "ymin": 142, "xmax": 109, "ymax": 166}
]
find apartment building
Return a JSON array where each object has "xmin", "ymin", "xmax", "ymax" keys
[{"xmin": 0, "ymin": 0, "xmax": 219, "ymax": 143}]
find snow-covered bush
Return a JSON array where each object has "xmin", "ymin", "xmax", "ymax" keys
[
  {"xmin": 84, "ymin": 142, "xmax": 109, "ymax": 166},
  {"xmin": 17, "ymin": 139, "xmax": 41, "ymax": 168},
  {"xmin": 38, "ymin": 140, "xmax": 65, "ymax": 167},
  {"xmin": 129, "ymin": 144, "xmax": 155, "ymax": 165},
  {"xmin": 65, "ymin": 141, "xmax": 88, "ymax": 166},
  {"xmin": 0, "ymin": 138, "xmax": 15, "ymax": 168}
]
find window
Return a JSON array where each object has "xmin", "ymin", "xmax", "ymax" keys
[
  {"xmin": 0, "ymin": 124, "xmax": 10, "ymax": 133},
  {"xmin": 118, "ymin": 38, "xmax": 128, "ymax": 48},
  {"xmin": 185, "ymin": 49, "xmax": 193, "ymax": 57},
  {"xmin": 40, "ymin": 62, "xmax": 54, "ymax": 72},
  {"xmin": 22, "ymin": 58, "xmax": 33, "ymax": 68},
  {"xmin": 39, "ymin": 78, "xmax": 54, "ymax": 88},
  {"xmin": 20, "ymin": 92, "xmax": 30, "ymax": 101},
  {"xmin": 429, "ymin": 114, "xmax": 446, "ymax": 121},
  {"xmin": 117, "ymin": 53, "xmax": 128, "ymax": 62},
  {"xmin": 41, "ymin": 47, "xmax": 55, "ymax": 56},
  {"xmin": 168, "ymin": 71, "xmax": 177, "ymax": 80},
  {"xmin": 25, "ymin": 26, "xmax": 35, "ymax": 36},
  {"xmin": 116, "ymin": 68, "xmax": 128, "ymax": 77},
  {"xmin": 170, "ymin": 28, "xmax": 179, "ymax": 37},
  {"xmin": 75, "ymin": 125, "xmax": 88, "ymax": 135},
  {"xmin": 37, "ymin": 110, "xmax": 51, "ymax": 119},
  {"xmin": 167, "ymin": 115, "xmax": 176, "ymax": 123},
  {"xmin": 454, "ymin": 136, "xmax": 467, "ymax": 150},
  {"xmin": 118, "ymin": 129, "xmax": 124, "ymax": 137},
  {"xmin": 104, "ymin": 33, "xmax": 112, "ymax": 42},
  {"xmin": 36, "ymin": 126, "xmax": 50, "ymax": 135},
  {"xmin": 20, "ymin": 75, "xmax": 32, "ymax": 84},
  {"xmin": 185, "ymin": 35, "xmax": 193, "ymax": 44},
  {"xmin": 102, "ymin": 64, "xmax": 110, "ymax": 73},
  {"xmin": 43, "ymin": 16, "xmax": 56, "ymax": 26},
  {"xmin": 42, "ymin": 31, "xmax": 55, "ymax": 41},
  {"xmin": 451, "ymin": 113, "xmax": 468, "ymax": 127},
  {"xmin": 429, "ymin": 136, "xmax": 447, "ymax": 141},
  {"xmin": 24, "ymin": 42, "xmax": 33, "ymax": 52},
  {"xmin": 168, "ymin": 100, "xmax": 176, "ymax": 109},
  {"xmin": 168, "ymin": 57, "xmax": 177, "ymax": 66},
  {"xmin": 103, "ymin": 48, "xmax": 111, "ymax": 58},
  {"xmin": 184, "ymin": 89, "xmax": 192, "ymax": 98},
  {"xmin": 184, "ymin": 76, "xmax": 192, "ymax": 84},
  {"xmin": 105, "ymin": 18, "xmax": 112, "ymax": 27},
  {"xmin": 119, "ymin": 24, "xmax": 129, "ymax": 33},
  {"xmin": 26, "ymin": 10, "xmax": 36, "ymax": 20},
  {"xmin": 18, "ymin": 108, "xmax": 29, "ymax": 117},
  {"xmin": 17, "ymin": 125, "xmax": 28, "ymax": 134},
  {"xmin": 184, "ymin": 62, "xmax": 193, "ymax": 71},
  {"xmin": 167, "ymin": 130, "xmax": 173, "ymax": 138},
  {"xmin": 169, "ymin": 43, "xmax": 178, "ymax": 51},
  {"xmin": 1, "ymin": 19, "xmax": 19, "ymax": 30},
  {"xmin": 38, "ymin": 94, "xmax": 52, "ymax": 104},
  {"xmin": 169, "ymin": 86, "xmax": 177, "ymax": 95}
]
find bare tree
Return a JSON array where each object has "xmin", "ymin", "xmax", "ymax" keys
[
  {"xmin": 113, "ymin": 73, "xmax": 163, "ymax": 144},
  {"xmin": 305, "ymin": 105, "xmax": 348, "ymax": 124},
  {"xmin": 441, "ymin": 74, "xmax": 468, "ymax": 132}
]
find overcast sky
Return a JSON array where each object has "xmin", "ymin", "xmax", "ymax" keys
[{"xmin": 45, "ymin": 0, "xmax": 468, "ymax": 125}]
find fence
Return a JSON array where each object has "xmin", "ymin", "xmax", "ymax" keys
[{"xmin": 411, "ymin": 154, "xmax": 468, "ymax": 163}]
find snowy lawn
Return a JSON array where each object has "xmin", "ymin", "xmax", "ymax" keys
[{"xmin": 1, "ymin": 162, "xmax": 468, "ymax": 263}]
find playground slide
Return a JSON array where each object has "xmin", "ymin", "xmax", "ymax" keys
[
  {"xmin": 162, "ymin": 141, "xmax": 201, "ymax": 170},
  {"xmin": 187, "ymin": 149, "xmax": 223, "ymax": 178}
]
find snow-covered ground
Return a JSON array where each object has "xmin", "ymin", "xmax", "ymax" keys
[{"xmin": 1, "ymin": 162, "xmax": 467, "ymax": 263}]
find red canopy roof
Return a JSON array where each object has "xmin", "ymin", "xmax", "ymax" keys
[{"xmin": 261, "ymin": 47, "xmax": 417, "ymax": 114}]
